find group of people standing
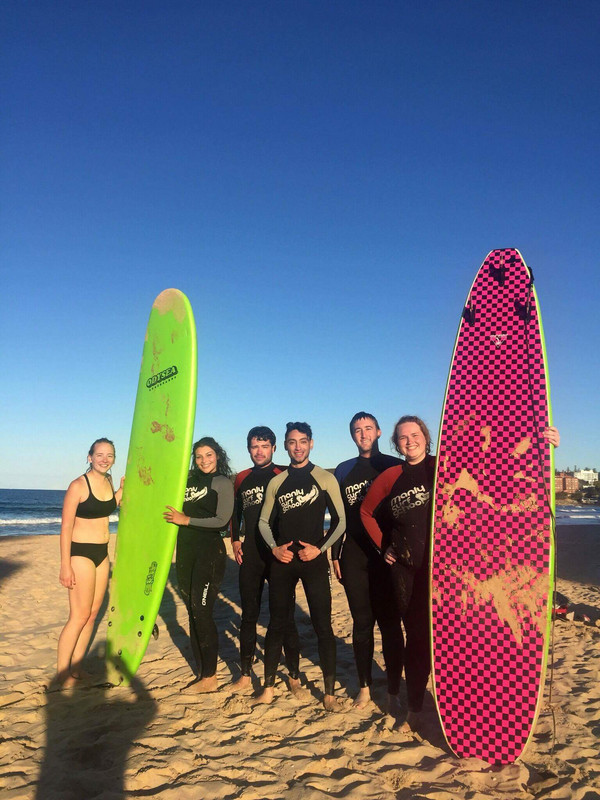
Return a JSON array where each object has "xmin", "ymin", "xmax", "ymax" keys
[{"xmin": 57, "ymin": 416, "xmax": 559, "ymax": 726}]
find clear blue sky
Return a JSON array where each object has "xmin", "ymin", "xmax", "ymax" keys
[{"xmin": 2, "ymin": 1, "xmax": 598, "ymax": 489}]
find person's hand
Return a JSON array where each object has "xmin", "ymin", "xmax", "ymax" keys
[
  {"xmin": 543, "ymin": 426, "xmax": 560, "ymax": 447},
  {"xmin": 272, "ymin": 541, "xmax": 294, "ymax": 563},
  {"xmin": 383, "ymin": 544, "xmax": 397, "ymax": 565},
  {"xmin": 163, "ymin": 506, "xmax": 189, "ymax": 526},
  {"xmin": 119, "ymin": 475, "xmax": 125, "ymax": 490},
  {"xmin": 232, "ymin": 540, "xmax": 243, "ymax": 565},
  {"xmin": 298, "ymin": 541, "xmax": 321, "ymax": 562},
  {"xmin": 60, "ymin": 563, "xmax": 76, "ymax": 589},
  {"xmin": 332, "ymin": 559, "xmax": 342, "ymax": 582}
]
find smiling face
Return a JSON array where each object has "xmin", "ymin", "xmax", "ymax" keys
[
  {"xmin": 285, "ymin": 429, "xmax": 313, "ymax": 468},
  {"xmin": 351, "ymin": 416, "xmax": 381, "ymax": 457},
  {"xmin": 88, "ymin": 443, "xmax": 115, "ymax": 473},
  {"xmin": 248, "ymin": 437, "xmax": 276, "ymax": 468},
  {"xmin": 194, "ymin": 445, "xmax": 218, "ymax": 474},
  {"xmin": 394, "ymin": 421, "xmax": 427, "ymax": 464}
]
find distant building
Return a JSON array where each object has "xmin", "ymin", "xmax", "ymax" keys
[
  {"xmin": 555, "ymin": 472, "xmax": 581, "ymax": 493},
  {"xmin": 574, "ymin": 468, "xmax": 598, "ymax": 485}
]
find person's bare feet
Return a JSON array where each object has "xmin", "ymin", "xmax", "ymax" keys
[
  {"xmin": 288, "ymin": 677, "xmax": 303, "ymax": 697},
  {"xmin": 70, "ymin": 669, "xmax": 93, "ymax": 682},
  {"xmin": 353, "ymin": 687, "xmax": 371, "ymax": 709},
  {"xmin": 229, "ymin": 675, "xmax": 252, "ymax": 693},
  {"xmin": 255, "ymin": 686, "xmax": 275, "ymax": 705},
  {"xmin": 323, "ymin": 694, "xmax": 342, "ymax": 712},
  {"xmin": 47, "ymin": 674, "xmax": 77, "ymax": 692},
  {"xmin": 182, "ymin": 675, "xmax": 218, "ymax": 693},
  {"xmin": 398, "ymin": 709, "xmax": 422, "ymax": 733}
]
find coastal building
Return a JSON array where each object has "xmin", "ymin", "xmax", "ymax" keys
[
  {"xmin": 555, "ymin": 472, "xmax": 581, "ymax": 493},
  {"xmin": 574, "ymin": 468, "xmax": 598, "ymax": 485}
]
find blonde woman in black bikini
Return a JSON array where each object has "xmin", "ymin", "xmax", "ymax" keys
[{"xmin": 56, "ymin": 438, "xmax": 124, "ymax": 688}]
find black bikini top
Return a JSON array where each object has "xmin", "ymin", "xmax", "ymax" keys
[{"xmin": 75, "ymin": 473, "xmax": 117, "ymax": 519}]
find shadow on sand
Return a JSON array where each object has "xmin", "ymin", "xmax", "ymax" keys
[{"xmin": 36, "ymin": 652, "xmax": 157, "ymax": 800}]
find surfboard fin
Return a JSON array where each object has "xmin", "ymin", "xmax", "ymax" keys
[{"xmin": 462, "ymin": 304, "xmax": 476, "ymax": 325}]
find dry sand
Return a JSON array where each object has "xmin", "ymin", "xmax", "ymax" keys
[{"xmin": 1, "ymin": 527, "xmax": 598, "ymax": 800}]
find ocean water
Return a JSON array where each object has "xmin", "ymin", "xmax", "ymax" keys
[
  {"xmin": 0, "ymin": 488, "xmax": 598, "ymax": 539},
  {"xmin": 0, "ymin": 488, "xmax": 119, "ymax": 538}
]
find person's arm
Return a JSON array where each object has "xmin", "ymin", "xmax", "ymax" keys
[
  {"xmin": 360, "ymin": 467, "xmax": 399, "ymax": 552},
  {"xmin": 258, "ymin": 474, "xmax": 293, "ymax": 563},
  {"xmin": 115, "ymin": 475, "xmax": 125, "ymax": 507},
  {"xmin": 258, "ymin": 478, "xmax": 278, "ymax": 550},
  {"xmin": 318, "ymin": 472, "xmax": 346, "ymax": 553},
  {"xmin": 231, "ymin": 473, "xmax": 246, "ymax": 564},
  {"xmin": 164, "ymin": 477, "xmax": 234, "ymax": 530},
  {"xmin": 59, "ymin": 479, "xmax": 82, "ymax": 588},
  {"xmin": 330, "ymin": 464, "xmax": 346, "ymax": 564}
]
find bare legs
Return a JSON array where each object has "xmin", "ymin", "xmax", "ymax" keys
[{"xmin": 56, "ymin": 556, "xmax": 109, "ymax": 687}]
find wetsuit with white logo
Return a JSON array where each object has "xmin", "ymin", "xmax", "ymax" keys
[
  {"xmin": 360, "ymin": 455, "xmax": 436, "ymax": 712},
  {"xmin": 258, "ymin": 462, "xmax": 346, "ymax": 694},
  {"xmin": 176, "ymin": 471, "xmax": 234, "ymax": 679},
  {"xmin": 232, "ymin": 464, "xmax": 300, "ymax": 677},
  {"xmin": 332, "ymin": 452, "xmax": 403, "ymax": 694}
]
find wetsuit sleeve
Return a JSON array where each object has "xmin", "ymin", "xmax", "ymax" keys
[
  {"xmin": 360, "ymin": 467, "xmax": 400, "ymax": 552},
  {"xmin": 257, "ymin": 473, "xmax": 281, "ymax": 550},
  {"xmin": 231, "ymin": 470, "xmax": 248, "ymax": 542},
  {"xmin": 188, "ymin": 476, "xmax": 234, "ymax": 530},
  {"xmin": 315, "ymin": 469, "xmax": 346, "ymax": 553},
  {"xmin": 330, "ymin": 465, "xmax": 345, "ymax": 561}
]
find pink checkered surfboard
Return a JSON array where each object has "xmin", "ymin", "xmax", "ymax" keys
[{"xmin": 430, "ymin": 248, "xmax": 555, "ymax": 765}]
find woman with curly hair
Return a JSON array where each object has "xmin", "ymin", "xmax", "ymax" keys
[{"xmin": 164, "ymin": 437, "xmax": 234, "ymax": 692}]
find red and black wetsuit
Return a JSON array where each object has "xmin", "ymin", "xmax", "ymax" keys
[
  {"xmin": 258, "ymin": 462, "xmax": 346, "ymax": 695},
  {"xmin": 333, "ymin": 452, "xmax": 403, "ymax": 694},
  {"xmin": 232, "ymin": 463, "xmax": 299, "ymax": 678},
  {"xmin": 360, "ymin": 455, "xmax": 436, "ymax": 712}
]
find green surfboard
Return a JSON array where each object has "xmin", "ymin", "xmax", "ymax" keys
[{"xmin": 106, "ymin": 289, "xmax": 197, "ymax": 685}]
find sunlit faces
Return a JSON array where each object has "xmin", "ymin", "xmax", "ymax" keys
[
  {"xmin": 395, "ymin": 422, "xmax": 427, "ymax": 464},
  {"xmin": 248, "ymin": 437, "xmax": 276, "ymax": 468},
  {"xmin": 351, "ymin": 417, "xmax": 381, "ymax": 456},
  {"xmin": 88, "ymin": 444, "xmax": 115, "ymax": 473},
  {"xmin": 285, "ymin": 430, "xmax": 313, "ymax": 468},
  {"xmin": 194, "ymin": 445, "xmax": 218, "ymax": 474}
]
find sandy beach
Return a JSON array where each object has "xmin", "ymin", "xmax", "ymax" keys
[{"xmin": 1, "ymin": 526, "xmax": 598, "ymax": 800}]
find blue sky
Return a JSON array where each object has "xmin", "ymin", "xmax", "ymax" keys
[{"xmin": 2, "ymin": 1, "xmax": 598, "ymax": 489}]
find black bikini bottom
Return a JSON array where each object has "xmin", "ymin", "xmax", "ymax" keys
[{"xmin": 70, "ymin": 541, "xmax": 109, "ymax": 567}]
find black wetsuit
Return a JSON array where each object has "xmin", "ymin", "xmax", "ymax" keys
[
  {"xmin": 258, "ymin": 462, "xmax": 346, "ymax": 695},
  {"xmin": 333, "ymin": 452, "xmax": 403, "ymax": 694},
  {"xmin": 176, "ymin": 471, "xmax": 234, "ymax": 679},
  {"xmin": 361, "ymin": 455, "xmax": 436, "ymax": 712},
  {"xmin": 232, "ymin": 464, "xmax": 300, "ymax": 677}
]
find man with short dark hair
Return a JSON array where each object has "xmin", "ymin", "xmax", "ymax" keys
[
  {"xmin": 332, "ymin": 412, "xmax": 403, "ymax": 711},
  {"xmin": 257, "ymin": 422, "xmax": 346, "ymax": 711},
  {"xmin": 230, "ymin": 426, "xmax": 300, "ymax": 693}
]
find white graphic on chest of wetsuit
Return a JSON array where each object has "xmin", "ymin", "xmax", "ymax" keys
[
  {"xmin": 345, "ymin": 480, "xmax": 371, "ymax": 506},
  {"xmin": 279, "ymin": 485, "xmax": 319, "ymax": 513},
  {"xmin": 242, "ymin": 486, "xmax": 263, "ymax": 509},
  {"xmin": 390, "ymin": 485, "xmax": 429, "ymax": 518},
  {"xmin": 185, "ymin": 486, "xmax": 208, "ymax": 503}
]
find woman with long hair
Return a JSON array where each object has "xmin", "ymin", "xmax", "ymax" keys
[
  {"xmin": 164, "ymin": 437, "xmax": 234, "ymax": 692},
  {"xmin": 56, "ymin": 438, "xmax": 124, "ymax": 688}
]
